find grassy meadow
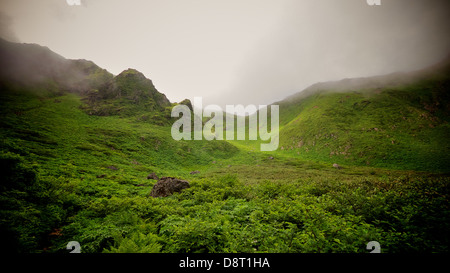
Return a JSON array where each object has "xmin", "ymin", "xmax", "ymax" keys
[{"xmin": 1, "ymin": 84, "xmax": 448, "ymax": 253}]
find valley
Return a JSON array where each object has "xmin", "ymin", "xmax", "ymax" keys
[{"xmin": 0, "ymin": 38, "xmax": 449, "ymax": 253}]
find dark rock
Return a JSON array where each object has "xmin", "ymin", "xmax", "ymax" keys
[
  {"xmin": 147, "ymin": 172, "xmax": 159, "ymax": 180},
  {"xmin": 150, "ymin": 177, "xmax": 190, "ymax": 197},
  {"xmin": 179, "ymin": 99, "xmax": 193, "ymax": 112},
  {"xmin": 107, "ymin": 165, "xmax": 118, "ymax": 170},
  {"xmin": 190, "ymin": 170, "xmax": 200, "ymax": 175}
]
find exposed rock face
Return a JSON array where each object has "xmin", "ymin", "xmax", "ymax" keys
[
  {"xmin": 150, "ymin": 177, "xmax": 190, "ymax": 197},
  {"xmin": 81, "ymin": 68, "xmax": 172, "ymax": 117},
  {"xmin": 101, "ymin": 68, "xmax": 171, "ymax": 106},
  {"xmin": 179, "ymin": 99, "xmax": 193, "ymax": 112}
]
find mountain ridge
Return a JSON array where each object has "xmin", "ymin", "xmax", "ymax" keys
[
  {"xmin": 1, "ymin": 38, "xmax": 449, "ymax": 171},
  {"xmin": 0, "ymin": 38, "xmax": 178, "ymax": 114},
  {"xmin": 272, "ymin": 55, "xmax": 450, "ymax": 171},
  {"xmin": 1, "ymin": 39, "xmax": 449, "ymax": 254},
  {"xmin": 279, "ymin": 53, "xmax": 450, "ymax": 105}
]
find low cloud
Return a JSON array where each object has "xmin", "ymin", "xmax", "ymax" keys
[
  {"xmin": 1, "ymin": 0, "xmax": 449, "ymax": 109},
  {"xmin": 0, "ymin": 11, "xmax": 19, "ymax": 42}
]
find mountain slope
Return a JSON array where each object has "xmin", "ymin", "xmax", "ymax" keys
[
  {"xmin": 275, "ymin": 56, "xmax": 450, "ymax": 172},
  {"xmin": 80, "ymin": 68, "xmax": 172, "ymax": 121},
  {"xmin": 0, "ymin": 38, "xmax": 183, "ymax": 125},
  {"xmin": 0, "ymin": 39, "xmax": 238, "ymax": 171},
  {"xmin": 0, "ymin": 39, "xmax": 242, "ymax": 252},
  {"xmin": 0, "ymin": 39, "xmax": 449, "ymax": 254},
  {"xmin": 0, "ymin": 38, "xmax": 114, "ymax": 94}
]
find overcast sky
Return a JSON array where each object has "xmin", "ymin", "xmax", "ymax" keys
[{"xmin": 1, "ymin": 0, "xmax": 449, "ymax": 109}]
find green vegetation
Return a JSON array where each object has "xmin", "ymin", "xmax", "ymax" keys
[
  {"xmin": 1, "ymin": 85, "xmax": 448, "ymax": 253},
  {"xmin": 278, "ymin": 78, "xmax": 450, "ymax": 172},
  {"xmin": 0, "ymin": 39, "xmax": 449, "ymax": 253},
  {"xmin": 80, "ymin": 68, "xmax": 173, "ymax": 123}
]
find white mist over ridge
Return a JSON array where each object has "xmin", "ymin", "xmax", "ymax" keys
[{"xmin": 1, "ymin": 0, "xmax": 449, "ymax": 110}]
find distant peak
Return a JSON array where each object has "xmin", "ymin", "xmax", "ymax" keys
[
  {"xmin": 118, "ymin": 68, "xmax": 146, "ymax": 77},
  {"xmin": 179, "ymin": 99, "xmax": 193, "ymax": 111}
]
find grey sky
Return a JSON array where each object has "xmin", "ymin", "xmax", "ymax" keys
[{"xmin": 1, "ymin": 0, "xmax": 449, "ymax": 109}]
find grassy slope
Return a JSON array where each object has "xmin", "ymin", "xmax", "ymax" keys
[
  {"xmin": 0, "ymin": 88, "xmax": 240, "ymax": 178},
  {"xmin": 1, "ymin": 84, "xmax": 449, "ymax": 253},
  {"xmin": 277, "ymin": 75, "xmax": 450, "ymax": 172},
  {"xmin": 0, "ymin": 39, "xmax": 448, "ymax": 253}
]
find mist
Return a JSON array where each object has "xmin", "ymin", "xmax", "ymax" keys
[
  {"xmin": 1, "ymin": 0, "xmax": 449, "ymax": 110},
  {"xmin": 214, "ymin": 0, "xmax": 450, "ymax": 108},
  {"xmin": 0, "ymin": 11, "xmax": 18, "ymax": 42}
]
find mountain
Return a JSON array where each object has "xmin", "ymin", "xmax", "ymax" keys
[
  {"xmin": 1, "ymin": 39, "xmax": 449, "ymax": 254},
  {"xmin": 274, "ymin": 55, "xmax": 450, "ymax": 171},
  {"xmin": 0, "ymin": 38, "xmax": 113, "ymax": 94},
  {"xmin": 283, "ymin": 54, "xmax": 450, "ymax": 103},
  {"xmin": 1, "ymin": 38, "xmax": 449, "ymax": 171},
  {"xmin": 80, "ymin": 68, "xmax": 172, "ymax": 120},
  {"xmin": 0, "ymin": 38, "xmax": 176, "ymax": 123}
]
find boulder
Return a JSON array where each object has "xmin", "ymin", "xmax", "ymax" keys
[
  {"xmin": 150, "ymin": 177, "xmax": 190, "ymax": 197},
  {"xmin": 333, "ymin": 163, "xmax": 342, "ymax": 169},
  {"xmin": 147, "ymin": 172, "xmax": 159, "ymax": 180}
]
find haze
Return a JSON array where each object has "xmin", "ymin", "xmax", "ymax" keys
[{"xmin": 1, "ymin": 0, "xmax": 449, "ymax": 111}]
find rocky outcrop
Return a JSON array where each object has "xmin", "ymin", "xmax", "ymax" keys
[
  {"xmin": 179, "ymin": 99, "xmax": 193, "ymax": 112},
  {"xmin": 100, "ymin": 69, "xmax": 170, "ymax": 106},
  {"xmin": 150, "ymin": 177, "xmax": 190, "ymax": 197}
]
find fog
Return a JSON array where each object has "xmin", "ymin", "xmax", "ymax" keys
[{"xmin": 1, "ymin": 0, "xmax": 449, "ymax": 110}]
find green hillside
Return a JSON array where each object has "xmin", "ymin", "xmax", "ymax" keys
[
  {"xmin": 80, "ymin": 68, "xmax": 172, "ymax": 121},
  {"xmin": 0, "ymin": 39, "xmax": 449, "ymax": 253},
  {"xmin": 276, "ymin": 60, "xmax": 450, "ymax": 172}
]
